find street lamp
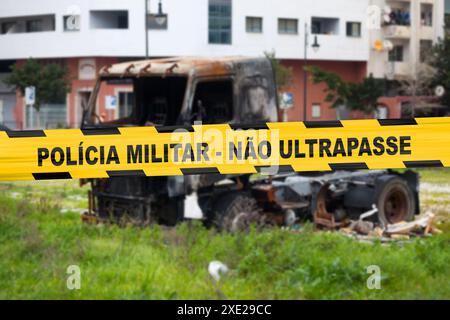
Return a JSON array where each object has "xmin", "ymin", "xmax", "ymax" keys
[
  {"xmin": 145, "ymin": 0, "xmax": 166, "ymax": 59},
  {"xmin": 303, "ymin": 23, "xmax": 320, "ymax": 121},
  {"xmin": 155, "ymin": 1, "xmax": 167, "ymax": 26}
]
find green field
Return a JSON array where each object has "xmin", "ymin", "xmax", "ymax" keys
[{"xmin": 0, "ymin": 169, "xmax": 449, "ymax": 299}]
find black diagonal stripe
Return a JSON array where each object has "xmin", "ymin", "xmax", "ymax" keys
[
  {"xmin": 378, "ymin": 118, "xmax": 418, "ymax": 126},
  {"xmin": 304, "ymin": 121, "xmax": 343, "ymax": 128},
  {"xmin": 229, "ymin": 123, "xmax": 269, "ymax": 130},
  {"xmin": 107, "ymin": 170, "xmax": 146, "ymax": 177},
  {"xmin": 255, "ymin": 165, "xmax": 294, "ymax": 173},
  {"xmin": 180, "ymin": 167, "xmax": 220, "ymax": 175},
  {"xmin": 329, "ymin": 162, "xmax": 369, "ymax": 171},
  {"xmin": 404, "ymin": 160, "xmax": 444, "ymax": 168},
  {"xmin": 7, "ymin": 130, "xmax": 46, "ymax": 138},
  {"xmin": 81, "ymin": 127, "xmax": 121, "ymax": 135},
  {"xmin": 32, "ymin": 172, "xmax": 72, "ymax": 180},
  {"xmin": 155, "ymin": 125, "xmax": 195, "ymax": 133}
]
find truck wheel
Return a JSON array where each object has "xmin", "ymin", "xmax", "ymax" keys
[
  {"xmin": 376, "ymin": 176, "xmax": 416, "ymax": 226},
  {"xmin": 212, "ymin": 193, "xmax": 267, "ymax": 232}
]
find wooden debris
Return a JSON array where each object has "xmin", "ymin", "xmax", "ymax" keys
[
  {"xmin": 369, "ymin": 227, "xmax": 384, "ymax": 238},
  {"xmin": 385, "ymin": 213, "xmax": 435, "ymax": 235},
  {"xmin": 390, "ymin": 234, "xmax": 410, "ymax": 241}
]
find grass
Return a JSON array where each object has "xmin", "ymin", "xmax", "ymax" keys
[{"xmin": 0, "ymin": 169, "xmax": 449, "ymax": 300}]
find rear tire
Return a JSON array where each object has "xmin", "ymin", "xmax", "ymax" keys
[
  {"xmin": 212, "ymin": 192, "xmax": 268, "ymax": 232},
  {"xmin": 376, "ymin": 176, "xmax": 416, "ymax": 226}
]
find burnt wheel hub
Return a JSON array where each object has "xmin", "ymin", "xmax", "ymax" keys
[{"xmin": 384, "ymin": 187, "xmax": 409, "ymax": 224}]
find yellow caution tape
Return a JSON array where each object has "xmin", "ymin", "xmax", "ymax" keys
[{"xmin": 0, "ymin": 117, "xmax": 449, "ymax": 181}]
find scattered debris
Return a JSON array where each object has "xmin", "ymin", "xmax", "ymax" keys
[
  {"xmin": 337, "ymin": 211, "xmax": 439, "ymax": 242},
  {"xmin": 385, "ymin": 212, "xmax": 435, "ymax": 235},
  {"xmin": 61, "ymin": 208, "xmax": 87, "ymax": 214},
  {"xmin": 350, "ymin": 220, "xmax": 375, "ymax": 235},
  {"xmin": 208, "ymin": 261, "xmax": 229, "ymax": 282},
  {"xmin": 81, "ymin": 212, "xmax": 98, "ymax": 224}
]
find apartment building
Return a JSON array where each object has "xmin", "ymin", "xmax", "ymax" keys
[
  {"xmin": 0, "ymin": 0, "xmax": 445, "ymax": 129},
  {"xmin": 367, "ymin": 0, "xmax": 446, "ymax": 116}
]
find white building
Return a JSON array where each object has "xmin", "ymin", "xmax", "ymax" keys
[{"xmin": 0, "ymin": 0, "xmax": 446, "ymax": 129}]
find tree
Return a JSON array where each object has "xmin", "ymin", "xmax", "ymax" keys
[
  {"xmin": 5, "ymin": 58, "xmax": 71, "ymax": 112},
  {"xmin": 396, "ymin": 63, "xmax": 436, "ymax": 117},
  {"xmin": 264, "ymin": 51, "xmax": 293, "ymax": 90},
  {"xmin": 306, "ymin": 65, "xmax": 385, "ymax": 115},
  {"xmin": 429, "ymin": 16, "xmax": 450, "ymax": 109}
]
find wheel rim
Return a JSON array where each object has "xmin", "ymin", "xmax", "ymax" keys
[{"xmin": 384, "ymin": 186, "xmax": 409, "ymax": 224}]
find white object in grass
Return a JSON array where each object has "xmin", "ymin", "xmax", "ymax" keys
[{"xmin": 208, "ymin": 261, "xmax": 229, "ymax": 282}]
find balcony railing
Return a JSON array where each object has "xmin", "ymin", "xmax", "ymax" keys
[
  {"xmin": 385, "ymin": 61, "xmax": 411, "ymax": 79},
  {"xmin": 384, "ymin": 25, "xmax": 411, "ymax": 39}
]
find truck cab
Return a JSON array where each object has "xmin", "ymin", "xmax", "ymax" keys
[
  {"xmin": 83, "ymin": 57, "xmax": 279, "ymax": 226},
  {"xmin": 85, "ymin": 57, "xmax": 278, "ymax": 128}
]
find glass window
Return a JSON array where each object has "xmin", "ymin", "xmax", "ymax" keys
[
  {"xmin": 193, "ymin": 80, "xmax": 233, "ymax": 124},
  {"xmin": 312, "ymin": 104, "xmax": 321, "ymax": 118},
  {"xmin": 311, "ymin": 17, "xmax": 339, "ymax": 35},
  {"xmin": 1, "ymin": 22, "xmax": 15, "ymax": 34},
  {"xmin": 421, "ymin": 4, "xmax": 433, "ymax": 26},
  {"xmin": 118, "ymin": 92, "xmax": 134, "ymax": 118},
  {"xmin": 90, "ymin": 11, "xmax": 129, "ymax": 29},
  {"xmin": 246, "ymin": 17, "xmax": 262, "ymax": 33},
  {"xmin": 209, "ymin": 0, "xmax": 232, "ymax": 44},
  {"xmin": 388, "ymin": 46, "xmax": 404, "ymax": 62},
  {"xmin": 346, "ymin": 22, "xmax": 361, "ymax": 37},
  {"xmin": 26, "ymin": 20, "xmax": 43, "ymax": 32},
  {"xmin": 278, "ymin": 18, "xmax": 298, "ymax": 35}
]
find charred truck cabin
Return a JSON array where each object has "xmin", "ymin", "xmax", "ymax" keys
[{"xmin": 81, "ymin": 57, "xmax": 419, "ymax": 231}]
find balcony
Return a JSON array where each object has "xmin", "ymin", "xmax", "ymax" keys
[
  {"xmin": 384, "ymin": 25, "xmax": 411, "ymax": 39},
  {"xmin": 385, "ymin": 61, "xmax": 411, "ymax": 79}
]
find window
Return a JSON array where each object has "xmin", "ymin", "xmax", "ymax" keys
[
  {"xmin": 388, "ymin": 45, "xmax": 404, "ymax": 62},
  {"xmin": 278, "ymin": 18, "xmax": 298, "ymax": 35},
  {"xmin": 0, "ymin": 15, "xmax": 55, "ymax": 34},
  {"xmin": 420, "ymin": 40, "xmax": 433, "ymax": 63},
  {"xmin": 26, "ymin": 20, "xmax": 43, "ymax": 32},
  {"xmin": 193, "ymin": 80, "xmax": 233, "ymax": 124},
  {"xmin": 421, "ymin": 4, "xmax": 433, "ymax": 26},
  {"xmin": 312, "ymin": 17, "xmax": 339, "ymax": 35},
  {"xmin": 118, "ymin": 92, "xmax": 134, "ymax": 118},
  {"xmin": 346, "ymin": 22, "xmax": 361, "ymax": 37},
  {"xmin": 209, "ymin": 0, "xmax": 232, "ymax": 44},
  {"xmin": 246, "ymin": 17, "xmax": 262, "ymax": 33},
  {"xmin": 90, "ymin": 10, "xmax": 129, "ymax": 29},
  {"xmin": 312, "ymin": 104, "xmax": 321, "ymax": 118},
  {"xmin": 1, "ymin": 22, "xmax": 15, "ymax": 34}
]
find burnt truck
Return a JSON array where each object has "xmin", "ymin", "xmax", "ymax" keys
[{"xmin": 81, "ymin": 57, "xmax": 419, "ymax": 231}]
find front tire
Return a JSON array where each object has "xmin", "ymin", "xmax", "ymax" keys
[{"xmin": 212, "ymin": 192, "xmax": 267, "ymax": 232}]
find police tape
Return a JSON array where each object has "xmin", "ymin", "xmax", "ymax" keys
[{"xmin": 0, "ymin": 117, "xmax": 449, "ymax": 181}]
